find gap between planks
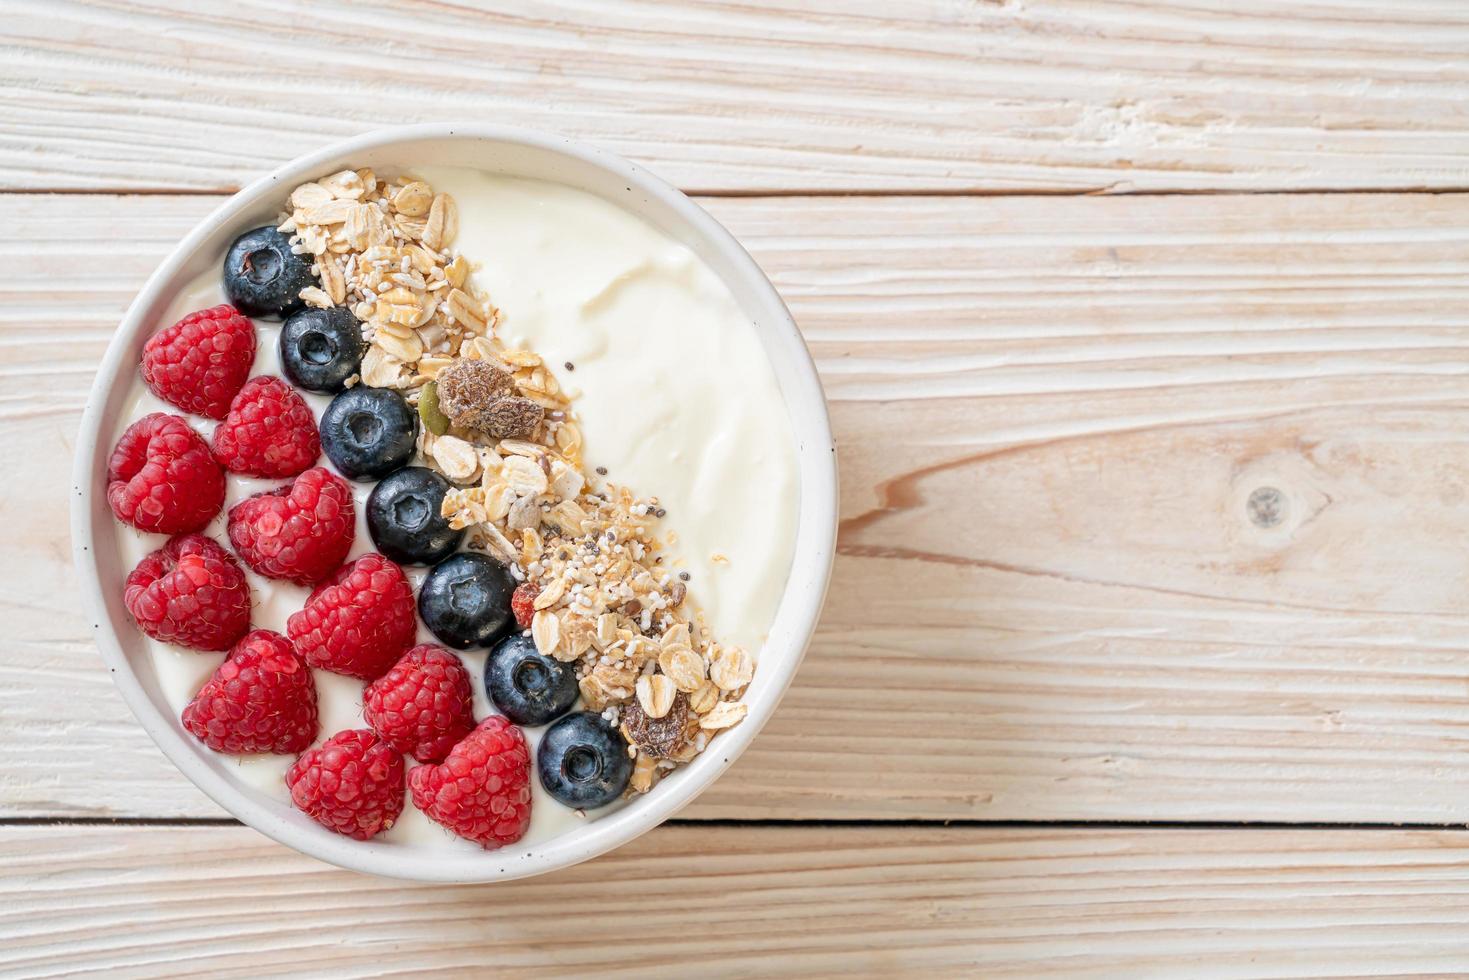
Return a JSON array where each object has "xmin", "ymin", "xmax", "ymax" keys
[
  {"xmin": 10, "ymin": 185, "xmax": 1469, "ymax": 199},
  {"xmin": 7, "ymin": 817, "xmax": 1469, "ymax": 832}
]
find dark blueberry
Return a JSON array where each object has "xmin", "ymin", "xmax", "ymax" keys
[
  {"xmin": 418, "ymin": 552, "xmax": 516, "ymax": 649},
  {"xmin": 279, "ymin": 307, "xmax": 363, "ymax": 393},
  {"xmin": 537, "ymin": 712, "xmax": 633, "ymax": 809},
  {"xmin": 485, "ymin": 633, "xmax": 578, "ymax": 726},
  {"xmin": 367, "ymin": 466, "xmax": 463, "ymax": 566},
  {"xmin": 222, "ymin": 226, "xmax": 316, "ymax": 319},
  {"xmin": 319, "ymin": 386, "xmax": 417, "ymax": 481}
]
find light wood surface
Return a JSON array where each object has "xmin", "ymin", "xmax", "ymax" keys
[
  {"xmin": 8, "ymin": 191, "xmax": 1469, "ymax": 824},
  {"xmin": 6, "ymin": 824, "xmax": 1469, "ymax": 978},
  {"xmin": 5, "ymin": 0, "xmax": 1469, "ymax": 194},
  {"xmin": 10, "ymin": 1, "xmax": 1469, "ymax": 974}
]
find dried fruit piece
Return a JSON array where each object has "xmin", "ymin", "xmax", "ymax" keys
[
  {"xmin": 483, "ymin": 397, "xmax": 544, "ymax": 439},
  {"xmin": 435, "ymin": 359, "xmax": 543, "ymax": 439},
  {"xmin": 621, "ymin": 691, "xmax": 689, "ymax": 759},
  {"xmin": 437, "ymin": 358, "xmax": 513, "ymax": 418},
  {"xmin": 510, "ymin": 583, "xmax": 540, "ymax": 630}
]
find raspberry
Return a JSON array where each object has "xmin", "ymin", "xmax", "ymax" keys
[
  {"xmin": 124, "ymin": 533, "xmax": 250, "ymax": 651},
  {"xmin": 227, "ymin": 467, "xmax": 354, "ymax": 585},
  {"xmin": 510, "ymin": 582, "xmax": 539, "ymax": 630},
  {"xmin": 408, "ymin": 715, "xmax": 532, "ymax": 849},
  {"xmin": 287, "ymin": 553, "xmax": 415, "ymax": 680},
  {"xmin": 212, "ymin": 376, "xmax": 320, "ymax": 478},
  {"xmin": 286, "ymin": 729, "xmax": 404, "ymax": 841},
  {"xmin": 182, "ymin": 629, "xmax": 317, "ymax": 754},
  {"xmin": 141, "ymin": 304, "xmax": 256, "ymax": 420},
  {"xmin": 107, "ymin": 413, "xmax": 226, "ymax": 534},
  {"xmin": 364, "ymin": 645, "xmax": 475, "ymax": 763}
]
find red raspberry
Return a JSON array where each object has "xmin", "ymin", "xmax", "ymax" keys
[
  {"xmin": 408, "ymin": 715, "xmax": 532, "ymax": 849},
  {"xmin": 510, "ymin": 582, "xmax": 539, "ymax": 630},
  {"xmin": 141, "ymin": 304, "xmax": 256, "ymax": 419},
  {"xmin": 287, "ymin": 553, "xmax": 415, "ymax": 680},
  {"xmin": 107, "ymin": 413, "xmax": 226, "ymax": 534},
  {"xmin": 212, "ymin": 376, "xmax": 320, "ymax": 478},
  {"xmin": 286, "ymin": 729, "xmax": 404, "ymax": 841},
  {"xmin": 182, "ymin": 629, "xmax": 317, "ymax": 754},
  {"xmin": 227, "ymin": 467, "xmax": 354, "ymax": 585},
  {"xmin": 364, "ymin": 645, "xmax": 475, "ymax": 763},
  {"xmin": 124, "ymin": 533, "xmax": 251, "ymax": 651}
]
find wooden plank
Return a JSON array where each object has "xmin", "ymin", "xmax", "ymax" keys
[
  {"xmin": 8, "ymin": 191, "xmax": 1469, "ymax": 821},
  {"xmin": 5, "ymin": 1, "xmax": 1469, "ymax": 194},
  {"xmin": 3, "ymin": 824, "xmax": 1469, "ymax": 977}
]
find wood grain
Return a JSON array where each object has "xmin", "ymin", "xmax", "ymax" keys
[
  {"xmin": 4, "ymin": 823, "xmax": 1469, "ymax": 977},
  {"xmin": 8, "ymin": 191, "xmax": 1469, "ymax": 822},
  {"xmin": 6, "ymin": 1, "xmax": 1469, "ymax": 194}
]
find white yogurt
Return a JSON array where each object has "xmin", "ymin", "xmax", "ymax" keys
[{"xmin": 111, "ymin": 171, "xmax": 798, "ymax": 851}]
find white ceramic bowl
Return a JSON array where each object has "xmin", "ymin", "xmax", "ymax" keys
[{"xmin": 71, "ymin": 125, "xmax": 836, "ymax": 882}]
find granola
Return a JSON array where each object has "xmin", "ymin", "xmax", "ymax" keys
[{"xmin": 280, "ymin": 170, "xmax": 753, "ymax": 796}]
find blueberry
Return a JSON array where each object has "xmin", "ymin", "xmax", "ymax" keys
[
  {"xmin": 279, "ymin": 307, "xmax": 363, "ymax": 393},
  {"xmin": 367, "ymin": 467, "xmax": 463, "ymax": 566},
  {"xmin": 418, "ymin": 552, "xmax": 516, "ymax": 649},
  {"xmin": 222, "ymin": 226, "xmax": 316, "ymax": 319},
  {"xmin": 485, "ymin": 633, "xmax": 578, "ymax": 726},
  {"xmin": 537, "ymin": 712, "xmax": 632, "ymax": 809},
  {"xmin": 319, "ymin": 386, "xmax": 417, "ymax": 481}
]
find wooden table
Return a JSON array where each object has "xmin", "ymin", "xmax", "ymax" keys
[{"xmin": 6, "ymin": 2, "xmax": 1469, "ymax": 975}]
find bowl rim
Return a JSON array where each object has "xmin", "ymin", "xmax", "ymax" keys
[{"xmin": 70, "ymin": 124, "xmax": 837, "ymax": 882}]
